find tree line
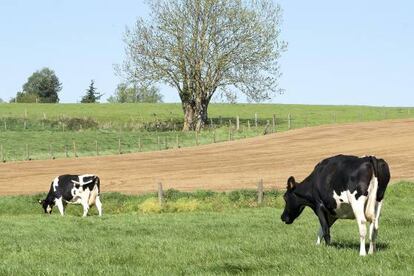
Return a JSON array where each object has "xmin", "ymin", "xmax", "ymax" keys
[{"xmin": 9, "ymin": 68, "xmax": 163, "ymax": 104}]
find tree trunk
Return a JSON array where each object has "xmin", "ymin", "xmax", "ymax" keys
[
  {"xmin": 182, "ymin": 101, "xmax": 196, "ymax": 131},
  {"xmin": 182, "ymin": 98, "xmax": 209, "ymax": 132}
]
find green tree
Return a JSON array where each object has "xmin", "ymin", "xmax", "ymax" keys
[
  {"xmin": 19, "ymin": 67, "xmax": 62, "ymax": 103},
  {"xmin": 81, "ymin": 80, "xmax": 103, "ymax": 103},
  {"xmin": 108, "ymin": 83, "xmax": 163, "ymax": 103},
  {"xmin": 12, "ymin": 92, "xmax": 38, "ymax": 103},
  {"xmin": 121, "ymin": 0, "xmax": 286, "ymax": 131}
]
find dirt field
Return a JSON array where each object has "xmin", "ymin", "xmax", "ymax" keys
[{"xmin": 1, "ymin": 119, "xmax": 413, "ymax": 195}]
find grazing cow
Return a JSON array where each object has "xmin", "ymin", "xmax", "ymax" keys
[
  {"xmin": 281, "ymin": 155, "xmax": 390, "ymax": 256},
  {"xmin": 39, "ymin": 174, "xmax": 102, "ymax": 217}
]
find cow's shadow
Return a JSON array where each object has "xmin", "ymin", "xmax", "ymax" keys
[{"xmin": 329, "ymin": 241, "xmax": 389, "ymax": 251}]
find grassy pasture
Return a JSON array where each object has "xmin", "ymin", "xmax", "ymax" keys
[
  {"xmin": 0, "ymin": 103, "xmax": 413, "ymax": 161},
  {"xmin": 0, "ymin": 182, "xmax": 413, "ymax": 275}
]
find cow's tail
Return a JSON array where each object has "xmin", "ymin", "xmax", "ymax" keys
[
  {"xmin": 94, "ymin": 176, "xmax": 101, "ymax": 195},
  {"xmin": 365, "ymin": 157, "xmax": 379, "ymax": 222},
  {"xmin": 88, "ymin": 176, "xmax": 101, "ymax": 206}
]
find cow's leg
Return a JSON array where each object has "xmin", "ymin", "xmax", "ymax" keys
[
  {"xmin": 95, "ymin": 195, "xmax": 103, "ymax": 216},
  {"xmin": 81, "ymin": 192, "xmax": 90, "ymax": 217},
  {"xmin": 316, "ymin": 227, "xmax": 324, "ymax": 245},
  {"xmin": 368, "ymin": 201, "xmax": 382, "ymax": 254},
  {"xmin": 316, "ymin": 207, "xmax": 331, "ymax": 244},
  {"xmin": 55, "ymin": 197, "xmax": 64, "ymax": 216},
  {"xmin": 350, "ymin": 195, "xmax": 368, "ymax": 256},
  {"xmin": 316, "ymin": 216, "xmax": 337, "ymax": 245}
]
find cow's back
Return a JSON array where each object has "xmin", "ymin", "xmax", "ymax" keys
[{"xmin": 310, "ymin": 155, "xmax": 377, "ymax": 210}]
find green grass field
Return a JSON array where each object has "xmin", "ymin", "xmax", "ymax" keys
[
  {"xmin": 1, "ymin": 103, "xmax": 413, "ymax": 161},
  {"xmin": 0, "ymin": 182, "xmax": 413, "ymax": 275}
]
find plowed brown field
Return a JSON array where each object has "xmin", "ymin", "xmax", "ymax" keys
[{"xmin": 1, "ymin": 119, "xmax": 413, "ymax": 195}]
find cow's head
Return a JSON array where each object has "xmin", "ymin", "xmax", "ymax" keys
[
  {"xmin": 38, "ymin": 199, "xmax": 54, "ymax": 214},
  {"xmin": 280, "ymin": 176, "xmax": 305, "ymax": 224}
]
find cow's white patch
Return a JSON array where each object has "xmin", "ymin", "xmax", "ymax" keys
[
  {"xmin": 55, "ymin": 197, "xmax": 64, "ymax": 216},
  {"xmin": 95, "ymin": 195, "xmax": 102, "ymax": 216},
  {"xmin": 316, "ymin": 227, "xmax": 323, "ymax": 245},
  {"xmin": 352, "ymin": 196, "xmax": 368, "ymax": 256},
  {"xmin": 52, "ymin": 177, "xmax": 59, "ymax": 192},
  {"xmin": 71, "ymin": 186, "xmax": 83, "ymax": 198},
  {"xmin": 333, "ymin": 190, "xmax": 355, "ymax": 219}
]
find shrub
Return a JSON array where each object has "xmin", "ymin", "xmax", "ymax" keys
[
  {"xmin": 139, "ymin": 198, "xmax": 162, "ymax": 214},
  {"xmin": 60, "ymin": 117, "xmax": 99, "ymax": 131},
  {"xmin": 168, "ymin": 198, "xmax": 200, "ymax": 212},
  {"xmin": 192, "ymin": 190, "xmax": 217, "ymax": 200},
  {"xmin": 164, "ymin": 189, "xmax": 191, "ymax": 201},
  {"xmin": 228, "ymin": 189, "xmax": 256, "ymax": 202}
]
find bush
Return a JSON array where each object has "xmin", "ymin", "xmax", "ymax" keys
[
  {"xmin": 139, "ymin": 198, "xmax": 162, "ymax": 214},
  {"xmin": 61, "ymin": 117, "xmax": 99, "ymax": 131},
  {"xmin": 228, "ymin": 189, "xmax": 257, "ymax": 202},
  {"xmin": 164, "ymin": 189, "xmax": 191, "ymax": 201},
  {"xmin": 168, "ymin": 198, "xmax": 200, "ymax": 212}
]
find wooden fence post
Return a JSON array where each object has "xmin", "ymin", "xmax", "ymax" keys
[
  {"xmin": 210, "ymin": 118, "xmax": 214, "ymax": 129},
  {"xmin": 228, "ymin": 126, "xmax": 232, "ymax": 141},
  {"xmin": 73, "ymin": 140, "xmax": 78, "ymax": 157},
  {"xmin": 272, "ymin": 114, "xmax": 276, "ymax": 133},
  {"xmin": 164, "ymin": 137, "xmax": 168, "ymax": 149},
  {"xmin": 158, "ymin": 182, "xmax": 164, "ymax": 206},
  {"xmin": 255, "ymin": 113, "xmax": 258, "ymax": 128},
  {"xmin": 95, "ymin": 140, "xmax": 99, "ymax": 156},
  {"xmin": 195, "ymin": 131, "xmax": 199, "ymax": 146},
  {"xmin": 263, "ymin": 120, "xmax": 270, "ymax": 135},
  {"xmin": 0, "ymin": 144, "xmax": 4, "ymax": 162},
  {"xmin": 258, "ymin": 179, "xmax": 264, "ymax": 204},
  {"xmin": 26, "ymin": 144, "xmax": 30, "ymax": 160},
  {"xmin": 138, "ymin": 137, "xmax": 142, "ymax": 152},
  {"xmin": 49, "ymin": 144, "xmax": 54, "ymax": 159},
  {"xmin": 158, "ymin": 136, "xmax": 161, "ymax": 150},
  {"xmin": 64, "ymin": 145, "xmax": 68, "ymax": 158},
  {"xmin": 236, "ymin": 116, "xmax": 240, "ymax": 131},
  {"xmin": 288, "ymin": 113, "xmax": 292, "ymax": 130},
  {"xmin": 175, "ymin": 134, "xmax": 179, "ymax": 148},
  {"xmin": 247, "ymin": 120, "xmax": 251, "ymax": 131},
  {"xmin": 118, "ymin": 138, "xmax": 122, "ymax": 154},
  {"xmin": 213, "ymin": 129, "xmax": 216, "ymax": 143}
]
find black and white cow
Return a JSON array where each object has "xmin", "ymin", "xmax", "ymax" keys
[
  {"xmin": 281, "ymin": 155, "xmax": 390, "ymax": 256},
  {"xmin": 39, "ymin": 174, "xmax": 102, "ymax": 217}
]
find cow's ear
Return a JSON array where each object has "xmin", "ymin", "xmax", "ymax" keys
[{"xmin": 287, "ymin": 176, "xmax": 296, "ymax": 190}]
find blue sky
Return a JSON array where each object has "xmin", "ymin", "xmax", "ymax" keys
[{"xmin": 0, "ymin": 0, "xmax": 413, "ymax": 106}]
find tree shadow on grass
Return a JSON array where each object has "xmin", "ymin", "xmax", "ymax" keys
[{"xmin": 329, "ymin": 241, "xmax": 389, "ymax": 251}]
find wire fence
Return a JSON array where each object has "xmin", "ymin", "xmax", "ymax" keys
[{"xmin": 1, "ymin": 109, "xmax": 413, "ymax": 162}]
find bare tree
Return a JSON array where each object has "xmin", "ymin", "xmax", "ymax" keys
[{"xmin": 121, "ymin": 0, "xmax": 286, "ymax": 131}]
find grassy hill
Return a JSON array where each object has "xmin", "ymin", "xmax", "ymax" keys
[{"xmin": 0, "ymin": 103, "xmax": 413, "ymax": 161}]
